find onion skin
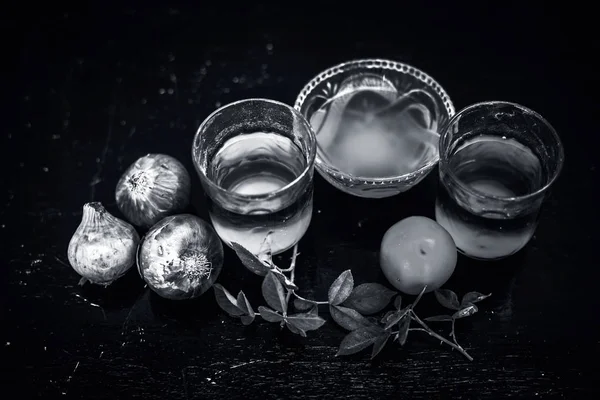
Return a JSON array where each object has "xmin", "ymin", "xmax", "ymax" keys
[
  {"xmin": 67, "ymin": 202, "xmax": 140, "ymax": 285},
  {"xmin": 116, "ymin": 154, "xmax": 191, "ymax": 229},
  {"xmin": 138, "ymin": 214, "xmax": 224, "ymax": 300}
]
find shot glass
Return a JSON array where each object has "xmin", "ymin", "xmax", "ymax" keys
[
  {"xmin": 192, "ymin": 98, "xmax": 317, "ymax": 256},
  {"xmin": 435, "ymin": 101, "xmax": 564, "ymax": 260}
]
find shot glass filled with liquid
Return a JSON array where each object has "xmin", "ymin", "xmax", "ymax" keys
[
  {"xmin": 192, "ymin": 99, "xmax": 317, "ymax": 255},
  {"xmin": 435, "ymin": 101, "xmax": 564, "ymax": 260}
]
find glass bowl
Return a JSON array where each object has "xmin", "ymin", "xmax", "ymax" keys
[{"xmin": 294, "ymin": 59, "xmax": 455, "ymax": 198}]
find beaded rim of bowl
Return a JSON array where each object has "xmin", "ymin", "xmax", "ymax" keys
[{"xmin": 294, "ymin": 58, "xmax": 456, "ymax": 186}]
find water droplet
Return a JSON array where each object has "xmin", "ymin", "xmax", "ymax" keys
[
  {"xmin": 42, "ymin": 167, "xmax": 49, "ymax": 172},
  {"xmin": 215, "ymin": 101, "xmax": 221, "ymax": 108},
  {"xmin": 141, "ymin": 98, "xmax": 147, "ymax": 104},
  {"xmin": 158, "ymin": 88, "xmax": 166, "ymax": 95},
  {"xmin": 167, "ymin": 88, "xmax": 174, "ymax": 95},
  {"xmin": 120, "ymin": 120, "xmax": 126, "ymax": 126},
  {"xmin": 266, "ymin": 43, "xmax": 273, "ymax": 51},
  {"xmin": 169, "ymin": 73, "xmax": 177, "ymax": 83},
  {"xmin": 168, "ymin": 53, "xmax": 175, "ymax": 62},
  {"xmin": 25, "ymin": 122, "xmax": 31, "ymax": 128}
]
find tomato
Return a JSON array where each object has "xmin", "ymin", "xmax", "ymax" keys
[{"xmin": 379, "ymin": 216, "xmax": 457, "ymax": 295}]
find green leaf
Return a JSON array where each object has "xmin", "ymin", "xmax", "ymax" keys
[
  {"xmin": 231, "ymin": 242, "xmax": 271, "ymax": 276},
  {"xmin": 336, "ymin": 326, "xmax": 384, "ymax": 357},
  {"xmin": 285, "ymin": 321, "xmax": 307, "ymax": 337},
  {"xmin": 261, "ymin": 271, "xmax": 287, "ymax": 313},
  {"xmin": 383, "ymin": 307, "xmax": 410, "ymax": 331},
  {"xmin": 329, "ymin": 305, "xmax": 375, "ymax": 331},
  {"xmin": 257, "ymin": 306, "xmax": 284, "ymax": 322},
  {"xmin": 286, "ymin": 313, "xmax": 326, "ymax": 331},
  {"xmin": 270, "ymin": 268, "xmax": 299, "ymax": 291},
  {"xmin": 328, "ymin": 270, "xmax": 354, "ymax": 306},
  {"xmin": 236, "ymin": 291, "xmax": 255, "ymax": 317},
  {"xmin": 393, "ymin": 295, "xmax": 402, "ymax": 310},
  {"xmin": 460, "ymin": 291, "xmax": 492, "ymax": 307},
  {"xmin": 453, "ymin": 304, "xmax": 478, "ymax": 319},
  {"xmin": 371, "ymin": 331, "xmax": 391, "ymax": 359},
  {"xmin": 213, "ymin": 284, "xmax": 245, "ymax": 317},
  {"xmin": 434, "ymin": 289, "xmax": 461, "ymax": 310},
  {"xmin": 396, "ymin": 314, "xmax": 410, "ymax": 346},
  {"xmin": 423, "ymin": 315, "xmax": 453, "ymax": 322},
  {"xmin": 303, "ymin": 305, "xmax": 319, "ymax": 317},
  {"xmin": 293, "ymin": 298, "xmax": 317, "ymax": 311},
  {"xmin": 240, "ymin": 315, "xmax": 255, "ymax": 325},
  {"xmin": 342, "ymin": 283, "xmax": 397, "ymax": 315}
]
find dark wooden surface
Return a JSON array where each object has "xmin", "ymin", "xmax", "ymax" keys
[{"xmin": 3, "ymin": 3, "xmax": 599, "ymax": 399}]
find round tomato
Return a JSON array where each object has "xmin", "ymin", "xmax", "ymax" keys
[{"xmin": 380, "ymin": 216, "xmax": 457, "ymax": 295}]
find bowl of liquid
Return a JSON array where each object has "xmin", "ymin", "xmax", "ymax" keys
[{"xmin": 294, "ymin": 59, "xmax": 455, "ymax": 198}]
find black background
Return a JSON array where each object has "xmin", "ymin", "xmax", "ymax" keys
[{"xmin": 3, "ymin": 2, "xmax": 599, "ymax": 399}]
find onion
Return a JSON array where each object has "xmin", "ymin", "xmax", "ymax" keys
[
  {"xmin": 138, "ymin": 214, "xmax": 224, "ymax": 300},
  {"xmin": 115, "ymin": 153, "xmax": 191, "ymax": 228},
  {"xmin": 67, "ymin": 202, "xmax": 140, "ymax": 286}
]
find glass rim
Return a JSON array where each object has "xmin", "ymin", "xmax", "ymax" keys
[
  {"xmin": 293, "ymin": 57, "xmax": 455, "ymax": 183},
  {"xmin": 439, "ymin": 100, "xmax": 565, "ymax": 203},
  {"xmin": 192, "ymin": 98, "xmax": 317, "ymax": 202}
]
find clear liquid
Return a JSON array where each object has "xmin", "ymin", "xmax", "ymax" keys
[
  {"xmin": 435, "ymin": 136, "xmax": 544, "ymax": 259},
  {"xmin": 207, "ymin": 132, "xmax": 313, "ymax": 255},
  {"xmin": 309, "ymin": 74, "xmax": 440, "ymax": 178}
]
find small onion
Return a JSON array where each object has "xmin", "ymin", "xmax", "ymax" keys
[
  {"xmin": 138, "ymin": 214, "xmax": 224, "ymax": 300},
  {"xmin": 67, "ymin": 202, "xmax": 140, "ymax": 286},
  {"xmin": 116, "ymin": 153, "xmax": 191, "ymax": 229}
]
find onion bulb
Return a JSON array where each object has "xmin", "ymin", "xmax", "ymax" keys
[
  {"xmin": 116, "ymin": 153, "xmax": 191, "ymax": 229},
  {"xmin": 138, "ymin": 214, "xmax": 223, "ymax": 300},
  {"xmin": 67, "ymin": 202, "xmax": 140, "ymax": 285}
]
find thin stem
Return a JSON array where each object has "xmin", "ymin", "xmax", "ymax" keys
[
  {"xmin": 292, "ymin": 292, "xmax": 329, "ymax": 305},
  {"xmin": 284, "ymin": 244, "xmax": 299, "ymax": 311},
  {"xmin": 284, "ymin": 244, "xmax": 329, "ymax": 306},
  {"xmin": 278, "ymin": 244, "xmax": 299, "ymax": 272},
  {"xmin": 411, "ymin": 285, "xmax": 428, "ymax": 309},
  {"xmin": 450, "ymin": 318, "xmax": 457, "ymax": 342},
  {"xmin": 410, "ymin": 310, "xmax": 473, "ymax": 361}
]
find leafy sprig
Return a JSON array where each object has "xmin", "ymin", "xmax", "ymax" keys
[{"xmin": 214, "ymin": 236, "xmax": 491, "ymax": 360}]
